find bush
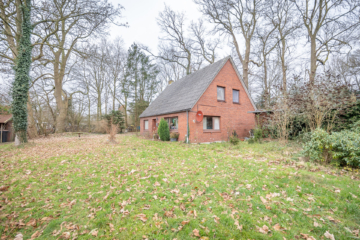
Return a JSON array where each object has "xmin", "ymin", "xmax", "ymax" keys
[
  {"xmin": 170, "ymin": 132, "xmax": 179, "ymax": 139},
  {"xmin": 331, "ymin": 130, "xmax": 360, "ymax": 167},
  {"xmin": 158, "ymin": 118, "xmax": 170, "ymax": 141},
  {"xmin": 302, "ymin": 124, "xmax": 360, "ymax": 167},
  {"xmin": 302, "ymin": 128, "xmax": 332, "ymax": 163},
  {"xmin": 247, "ymin": 138, "xmax": 255, "ymax": 144},
  {"xmin": 254, "ymin": 128, "xmax": 262, "ymax": 143},
  {"xmin": 229, "ymin": 135, "xmax": 240, "ymax": 145},
  {"xmin": 229, "ymin": 130, "xmax": 239, "ymax": 145}
]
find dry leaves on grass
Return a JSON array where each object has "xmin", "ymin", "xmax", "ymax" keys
[
  {"xmin": 257, "ymin": 225, "xmax": 269, "ymax": 234},
  {"xmin": 193, "ymin": 229, "xmax": 200, "ymax": 237},
  {"xmin": 137, "ymin": 214, "xmax": 148, "ymax": 222},
  {"xmin": 324, "ymin": 231, "xmax": 335, "ymax": 240},
  {"xmin": 300, "ymin": 233, "xmax": 316, "ymax": 240},
  {"xmin": 14, "ymin": 233, "xmax": 23, "ymax": 240},
  {"xmin": 234, "ymin": 220, "xmax": 242, "ymax": 231}
]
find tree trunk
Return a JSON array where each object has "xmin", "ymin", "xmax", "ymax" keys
[
  {"xmin": 263, "ymin": 57, "xmax": 270, "ymax": 107},
  {"xmin": 243, "ymin": 40, "xmax": 251, "ymax": 89},
  {"xmin": 27, "ymin": 94, "xmax": 38, "ymax": 138},
  {"xmin": 54, "ymin": 77, "xmax": 67, "ymax": 133},
  {"xmin": 280, "ymin": 37, "xmax": 287, "ymax": 94},
  {"xmin": 309, "ymin": 36, "xmax": 317, "ymax": 85},
  {"xmin": 12, "ymin": 0, "xmax": 32, "ymax": 145},
  {"xmin": 88, "ymin": 95, "xmax": 91, "ymax": 132}
]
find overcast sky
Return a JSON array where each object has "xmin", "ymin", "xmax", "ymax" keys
[{"xmin": 109, "ymin": 0, "xmax": 231, "ymax": 55}]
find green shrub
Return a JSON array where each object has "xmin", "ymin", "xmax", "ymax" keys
[
  {"xmin": 229, "ymin": 135, "xmax": 240, "ymax": 145},
  {"xmin": 331, "ymin": 130, "xmax": 360, "ymax": 167},
  {"xmin": 254, "ymin": 128, "xmax": 262, "ymax": 142},
  {"xmin": 302, "ymin": 126, "xmax": 360, "ymax": 167},
  {"xmin": 248, "ymin": 138, "xmax": 255, "ymax": 144},
  {"xmin": 158, "ymin": 118, "xmax": 170, "ymax": 141},
  {"xmin": 302, "ymin": 128, "xmax": 332, "ymax": 163}
]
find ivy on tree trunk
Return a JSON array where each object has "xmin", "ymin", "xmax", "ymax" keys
[{"xmin": 12, "ymin": 0, "xmax": 32, "ymax": 144}]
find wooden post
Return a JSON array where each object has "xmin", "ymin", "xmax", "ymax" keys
[{"xmin": 0, "ymin": 124, "xmax": 3, "ymax": 143}]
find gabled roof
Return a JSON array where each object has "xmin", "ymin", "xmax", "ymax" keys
[
  {"xmin": 0, "ymin": 114, "xmax": 12, "ymax": 124},
  {"xmin": 139, "ymin": 56, "xmax": 256, "ymax": 118}
]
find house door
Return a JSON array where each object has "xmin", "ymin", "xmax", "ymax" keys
[{"xmin": 152, "ymin": 119, "xmax": 157, "ymax": 132}]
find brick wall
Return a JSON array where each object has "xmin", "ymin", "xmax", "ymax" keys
[
  {"xmin": 140, "ymin": 60, "xmax": 256, "ymax": 143},
  {"xmin": 140, "ymin": 112, "xmax": 188, "ymax": 142}
]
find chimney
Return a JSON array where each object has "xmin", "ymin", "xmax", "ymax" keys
[{"xmin": 168, "ymin": 80, "xmax": 174, "ymax": 85}]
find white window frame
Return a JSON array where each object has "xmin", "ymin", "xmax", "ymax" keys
[
  {"xmin": 144, "ymin": 120, "xmax": 149, "ymax": 130},
  {"xmin": 233, "ymin": 89, "xmax": 239, "ymax": 103},
  {"xmin": 203, "ymin": 116, "xmax": 220, "ymax": 130},
  {"xmin": 217, "ymin": 86, "xmax": 225, "ymax": 101}
]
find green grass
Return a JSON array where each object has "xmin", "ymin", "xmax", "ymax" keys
[{"xmin": 0, "ymin": 134, "xmax": 359, "ymax": 239}]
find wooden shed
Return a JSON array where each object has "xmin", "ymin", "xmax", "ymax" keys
[{"xmin": 0, "ymin": 114, "xmax": 14, "ymax": 143}]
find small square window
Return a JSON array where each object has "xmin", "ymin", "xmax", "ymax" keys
[
  {"xmin": 203, "ymin": 117, "xmax": 220, "ymax": 130},
  {"xmin": 233, "ymin": 89, "xmax": 239, "ymax": 103},
  {"xmin": 144, "ymin": 120, "xmax": 149, "ymax": 130},
  {"xmin": 217, "ymin": 86, "xmax": 225, "ymax": 101},
  {"xmin": 167, "ymin": 117, "xmax": 178, "ymax": 130}
]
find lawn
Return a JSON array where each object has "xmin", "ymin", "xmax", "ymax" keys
[{"xmin": 0, "ymin": 134, "xmax": 359, "ymax": 240}]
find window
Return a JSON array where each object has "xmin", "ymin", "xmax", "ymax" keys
[
  {"xmin": 217, "ymin": 86, "xmax": 225, "ymax": 101},
  {"xmin": 203, "ymin": 117, "xmax": 220, "ymax": 130},
  {"xmin": 166, "ymin": 117, "xmax": 178, "ymax": 130},
  {"xmin": 144, "ymin": 120, "xmax": 149, "ymax": 130},
  {"xmin": 233, "ymin": 89, "xmax": 239, "ymax": 103}
]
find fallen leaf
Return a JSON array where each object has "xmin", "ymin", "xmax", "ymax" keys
[
  {"xmin": 181, "ymin": 220, "xmax": 190, "ymax": 226},
  {"xmin": 14, "ymin": 233, "xmax": 23, "ymax": 240},
  {"xmin": 273, "ymin": 223, "xmax": 283, "ymax": 231},
  {"xmin": 213, "ymin": 215, "xmax": 220, "ymax": 224},
  {"xmin": 234, "ymin": 220, "xmax": 242, "ymax": 231},
  {"xmin": 90, "ymin": 229, "xmax": 98, "ymax": 237},
  {"xmin": 260, "ymin": 196, "xmax": 268, "ymax": 204},
  {"xmin": 41, "ymin": 216, "xmax": 53, "ymax": 221},
  {"xmin": 193, "ymin": 229, "xmax": 200, "ymax": 237},
  {"xmin": 137, "ymin": 214, "xmax": 148, "ymax": 222},
  {"xmin": 30, "ymin": 231, "xmax": 41, "ymax": 239},
  {"xmin": 324, "ymin": 231, "xmax": 335, "ymax": 240},
  {"xmin": 257, "ymin": 225, "xmax": 269, "ymax": 234},
  {"xmin": 26, "ymin": 218, "xmax": 37, "ymax": 227},
  {"xmin": 0, "ymin": 186, "xmax": 10, "ymax": 192},
  {"xmin": 300, "ymin": 233, "xmax": 316, "ymax": 240},
  {"xmin": 109, "ymin": 223, "xmax": 115, "ymax": 232},
  {"xmin": 59, "ymin": 232, "xmax": 70, "ymax": 239}
]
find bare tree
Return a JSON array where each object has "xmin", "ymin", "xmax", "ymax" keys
[
  {"xmin": 190, "ymin": 19, "xmax": 221, "ymax": 64},
  {"xmin": 267, "ymin": 0, "xmax": 299, "ymax": 94},
  {"xmin": 293, "ymin": 0, "xmax": 360, "ymax": 85},
  {"xmin": 195, "ymin": 0, "xmax": 264, "ymax": 88},
  {"xmin": 37, "ymin": 0, "xmax": 124, "ymax": 133}
]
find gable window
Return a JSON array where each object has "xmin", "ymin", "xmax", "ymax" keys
[
  {"xmin": 203, "ymin": 116, "xmax": 220, "ymax": 130},
  {"xmin": 233, "ymin": 89, "xmax": 239, "ymax": 103},
  {"xmin": 217, "ymin": 86, "xmax": 225, "ymax": 101},
  {"xmin": 165, "ymin": 117, "xmax": 178, "ymax": 130},
  {"xmin": 144, "ymin": 120, "xmax": 149, "ymax": 130}
]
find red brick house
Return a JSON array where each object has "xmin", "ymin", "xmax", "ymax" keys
[{"xmin": 139, "ymin": 56, "xmax": 257, "ymax": 143}]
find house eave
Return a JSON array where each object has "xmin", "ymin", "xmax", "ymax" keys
[{"xmin": 139, "ymin": 109, "xmax": 191, "ymax": 118}]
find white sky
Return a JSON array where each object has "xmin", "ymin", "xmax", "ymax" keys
[{"xmin": 109, "ymin": 0, "xmax": 228, "ymax": 53}]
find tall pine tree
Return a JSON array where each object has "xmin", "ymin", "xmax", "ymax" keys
[
  {"xmin": 12, "ymin": 0, "xmax": 32, "ymax": 144},
  {"xmin": 125, "ymin": 44, "xmax": 159, "ymax": 129}
]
